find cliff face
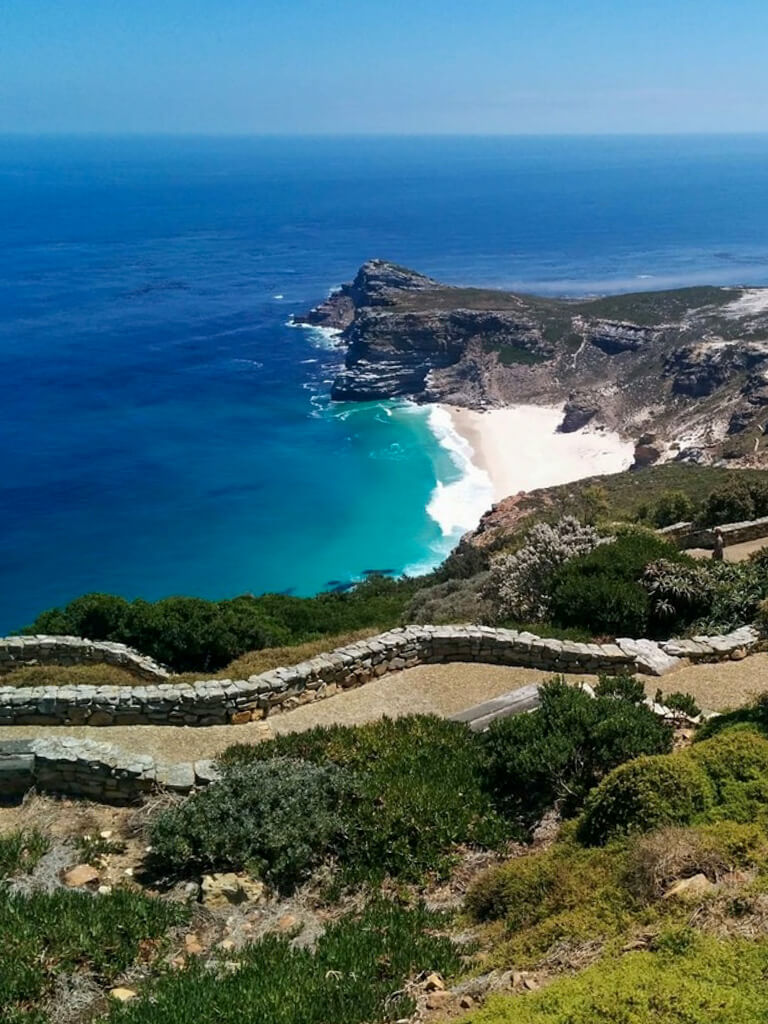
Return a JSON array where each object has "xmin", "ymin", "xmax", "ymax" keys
[{"xmin": 297, "ymin": 260, "xmax": 768, "ymax": 465}]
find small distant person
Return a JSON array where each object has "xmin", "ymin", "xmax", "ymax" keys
[{"xmin": 712, "ymin": 527, "xmax": 725, "ymax": 561}]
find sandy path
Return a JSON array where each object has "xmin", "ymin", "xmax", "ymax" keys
[
  {"xmin": 0, "ymin": 664, "xmax": 572, "ymax": 764},
  {"xmin": 688, "ymin": 537, "xmax": 768, "ymax": 562},
  {"xmin": 2, "ymin": 656, "xmax": 767, "ymax": 766}
]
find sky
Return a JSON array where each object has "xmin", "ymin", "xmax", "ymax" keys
[{"xmin": 2, "ymin": 0, "xmax": 768, "ymax": 135}]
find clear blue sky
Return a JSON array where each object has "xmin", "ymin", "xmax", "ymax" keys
[{"xmin": 2, "ymin": 0, "xmax": 768, "ymax": 134}]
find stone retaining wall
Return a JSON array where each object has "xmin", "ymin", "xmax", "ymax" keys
[
  {"xmin": 0, "ymin": 737, "xmax": 218, "ymax": 804},
  {"xmin": 660, "ymin": 515, "xmax": 768, "ymax": 550},
  {"xmin": 0, "ymin": 635, "xmax": 169, "ymax": 682},
  {"xmin": 0, "ymin": 624, "xmax": 759, "ymax": 728}
]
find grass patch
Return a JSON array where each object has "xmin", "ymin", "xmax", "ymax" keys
[
  {"xmin": 0, "ymin": 887, "xmax": 186, "ymax": 1024},
  {"xmin": 483, "ymin": 341, "xmax": 549, "ymax": 366},
  {"xmin": 0, "ymin": 830, "xmax": 49, "ymax": 879},
  {"xmin": 101, "ymin": 900, "xmax": 461, "ymax": 1024}
]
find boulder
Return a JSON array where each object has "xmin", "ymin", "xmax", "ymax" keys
[
  {"xmin": 201, "ymin": 873, "xmax": 265, "ymax": 907},
  {"xmin": 63, "ymin": 864, "xmax": 100, "ymax": 888},
  {"xmin": 663, "ymin": 873, "xmax": 715, "ymax": 900}
]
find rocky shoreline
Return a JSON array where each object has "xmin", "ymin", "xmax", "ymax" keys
[{"xmin": 297, "ymin": 260, "xmax": 768, "ymax": 467}]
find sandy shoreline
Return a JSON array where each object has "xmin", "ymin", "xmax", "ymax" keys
[{"xmin": 445, "ymin": 404, "xmax": 634, "ymax": 502}]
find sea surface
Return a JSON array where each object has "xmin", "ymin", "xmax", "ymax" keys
[{"xmin": 2, "ymin": 134, "xmax": 768, "ymax": 631}]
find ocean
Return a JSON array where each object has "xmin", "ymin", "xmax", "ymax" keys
[{"xmin": 2, "ymin": 134, "xmax": 768, "ymax": 633}]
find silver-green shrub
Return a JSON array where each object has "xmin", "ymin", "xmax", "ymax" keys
[{"xmin": 485, "ymin": 516, "xmax": 603, "ymax": 621}]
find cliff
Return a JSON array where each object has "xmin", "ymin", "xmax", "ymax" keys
[{"xmin": 297, "ymin": 260, "xmax": 768, "ymax": 466}]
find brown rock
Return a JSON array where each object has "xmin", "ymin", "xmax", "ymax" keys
[
  {"xmin": 109, "ymin": 988, "xmax": 138, "ymax": 1002},
  {"xmin": 201, "ymin": 873, "xmax": 265, "ymax": 907},
  {"xmin": 426, "ymin": 991, "xmax": 453, "ymax": 1010},
  {"xmin": 277, "ymin": 914, "xmax": 299, "ymax": 933},
  {"xmin": 523, "ymin": 976, "xmax": 540, "ymax": 991},
  {"xmin": 730, "ymin": 647, "xmax": 748, "ymax": 661},
  {"xmin": 663, "ymin": 873, "xmax": 715, "ymax": 900},
  {"xmin": 184, "ymin": 934, "xmax": 204, "ymax": 955},
  {"xmin": 218, "ymin": 939, "xmax": 236, "ymax": 951},
  {"xmin": 459, "ymin": 995, "xmax": 475, "ymax": 1009},
  {"xmin": 230, "ymin": 710, "xmax": 252, "ymax": 725},
  {"xmin": 63, "ymin": 864, "xmax": 100, "ymax": 888},
  {"xmin": 424, "ymin": 972, "xmax": 445, "ymax": 992}
]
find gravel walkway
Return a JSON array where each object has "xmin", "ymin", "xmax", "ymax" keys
[
  {"xmin": 688, "ymin": 537, "xmax": 768, "ymax": 562},
  {"xmin": 0, "ymin": 664, "xmax": 588, "ymax": 763},
  {"xmin": 2, "ymin": 656, "xmax": 767, "ymax": 764}
]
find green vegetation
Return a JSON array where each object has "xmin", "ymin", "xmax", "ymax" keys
[
  {"xmin": 102, "ymin": 901, "xmax": 461, "ymax": 1024},
  {"xmin": 21, "ymin": 578, "xmax": 417, "ymax": 673},
  {"xmin": 579, "ymin": 754, "xmax": 714, "ymax": 845},
  {"xmin": 482, "ymin": 679, "xmax": 673, "ymax": 825},
  {"xmin": 0, "ymin": 830, "xmax": 49, "ymax": 879},
  {"xmin": 483, "ymin": 340, "xmax": 550, "ymax": 366},
  {"xmin": 149, "ymin": 758, "xmax": 355, "ymax": 892},
  {"xmin": 468, "ymin": 935, "xmax": 768, "ymax": 1023},
  {"xmin": 155, "ymin": 715, "xmax": 511, "ymax": 887},
  {"xmin": 581, "ymin": 730, "xmax": 768, "ymax": 844},
  {"xmin": 1, "ymin": 887, "xmax": 186, "ymax": 1024},
  {"xmin": 548, "ymin": 532, "xmax": 688, "ymax": 636}
]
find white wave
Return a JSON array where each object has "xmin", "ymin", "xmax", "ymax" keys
[
  {"xmin": 286, "ymin": 320, "xmax": 343, "ymax": 350},
  {"xmin": 273, "ymin": 293, "xmax": 284, "ymax": 300},
  {"xmin": 422, "ymin": 406, "xmax": 494, "ymax": 539},
  {"xmin": 300, "ymin": 358, "xmax": 318, "ymax": 364}
]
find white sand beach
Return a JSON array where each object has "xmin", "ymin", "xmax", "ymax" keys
[{"xmin": 446, "ymin": 404, "xmax": 634, "ymax": 503}]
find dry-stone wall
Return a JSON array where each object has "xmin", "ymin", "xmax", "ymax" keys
[
  {"xmin": 661, "ymin": 514, "xmax": 768, "ymax": 550},
  {"xmin": 0, "ymin": 624, "xmax": 760, "ymax": 728},
  {"xmin": 0, "ymin": 635, "xmax": 169, "ymax": 681}
]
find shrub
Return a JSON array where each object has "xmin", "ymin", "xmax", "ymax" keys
[
  {"xmin": 485, "ymin": 517, "xmax": 602, "ymax": 622},
  {"xmin": 20, "ymin": 575, "xmax": 419, "ymax": 673},
  {"xmin": 688, "ymin": 731, "xmax": 768, "ymax": 822},
  {"xmin": 650, "ymin": 490, "xmax": 696, "ymax": 528},
  {"xmin": 406, "ymin": 572, "xmax": 494, "ymax": 624},
  {"xmin": 99, "ymin": 900, "xmax": 461, "ymax": 1024},
  {"xmin": 482, "ymin": 679, "xmax": 673, "ymax": 825},
  {"xmin": 213, "ymin": 716, "xmax": 510, "ymax": 884},
  {"xmin": 594, "ymin": 675, "xmax": 646, "ymax": 703},
  {"xmin": 626, "ymin": 821, "xmax": 768, "ymax": 900},
  {"xmin": 579, "ymin": 754, "xmax": 713, "ymax": 845},
  {"xmin": 700, "ymin": 481, "xmax": 768, "ymax": 526},
  {"xmin": 149, "ymin": 758, "xmax": 355, "ymax": 892},
  {"xmin": 469, "ymin": 935, "xmax": 768, "ymax": 1024},
  {"xmin": 656, "ymin": 690, "xmax": 701, "ymax": 717},
  {"xmin": 548, "ymin": 532, "xmax": 684, "ymax": 636}
]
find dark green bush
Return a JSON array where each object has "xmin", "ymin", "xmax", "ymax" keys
[
  {"xmin": 594, "ymin": 675, "xmax": 647, "ymax": 703},
  {"xmin": 20, "ymin": 575, "xmax": 418, "ymax": 673},
  {"xmin": 149, "ymin": 758, "xmax": 354, "ymax": 892},
  {"xmin": 548, "ymin": 532, "xmax": 685, "ymax": 636},
  {"xmin": 655, "ymin": 690, "xmax": 701, "ymax": 718},
  {"xmin": 700, "ymin": 480, "xmax": 768, "ymax": 526},
  {"xmin": 650, "ymin": 490, "xmax": 696, "ymax": 528},
  {"xmin": 688, "ymin": 731, "xmax": 768, "ymax": 822},
  {"xmin": 482, "ymin": 679, "xmax": 673, "ymax": 825},
  {"xmin": 219, "ymin": 715, "xmax": 511, "ymax": 883},
  {"xmin": 579, "ymin": 754, "xmax": 713, "ymax": 845},
  {"xmin": 101, "ymin": 900, "xmax": 461, "ymax": 1024}
]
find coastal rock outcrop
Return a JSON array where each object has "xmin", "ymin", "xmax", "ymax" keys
[{"xmin": 298, "ymin": 262, "xmax": 768, "ymax": 466}]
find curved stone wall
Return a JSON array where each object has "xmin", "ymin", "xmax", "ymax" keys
[
  {"xmin": 0, "ymin": 635, "xmax": 169, "ymax": 682},
  {"xmin": 0, "ymin": 624, "xmax": 759, "ymax": 728}
]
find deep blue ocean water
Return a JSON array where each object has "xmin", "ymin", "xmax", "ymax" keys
[{"xmin": 2, "ymin": 134, "xmax": 768, "ymax": 632}]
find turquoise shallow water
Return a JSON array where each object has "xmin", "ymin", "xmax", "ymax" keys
[{"xmin": 3, "ymin": 134, "xmax": 768, "ymax": 631}]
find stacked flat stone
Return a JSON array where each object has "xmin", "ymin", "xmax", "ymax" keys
[
  {"xmin": 0, "ymin": 624, "xmax": 761, "ymax": 728},
  {"xmin": 660, "ymin": 514, "xmax": 768, "ymax": 550},
  {"xmin": 0, "ymin": 635, "xmax": 169, "ymax": 681},
  {"xmin": 0, "ymin": 736, "xmax": 218, "ymax": 803}
]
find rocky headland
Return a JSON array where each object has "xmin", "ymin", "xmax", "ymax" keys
[{"xmin": 298, "ymin": 260, "xmax": 768, "ymax": 467}]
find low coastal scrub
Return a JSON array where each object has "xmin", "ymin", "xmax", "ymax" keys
[
  {"xmin": 20, "ymin": 578, "xmax": 417, "ymax": 672},
  {"xmin": 1, "ymin": 886, "xmax": 186, "ymax": 1024},
  {"xmin": 580, "ymin": 730, "xmax": 768, "ymax": 845},
  {"xmin": 100, "ymin": 901, "xmax": 461, "ymax": 1024},
  {"xmin": 150, "ymin": 691, "xmax": 675, "ymax": 889},
  {"xmin": 0, "ymin": 829, "xmax": 49, "ymax": 879},
  {"xmin": 482, "ymin": 679, "xmax": 673, "ymax": 824},
  {"xmin": 154, "ymin": 715, "xmax": 512, "ymax": 887},
  {"xmin": 468, "ymin": 935, "xmax": 768, "ymax": 1024}
]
